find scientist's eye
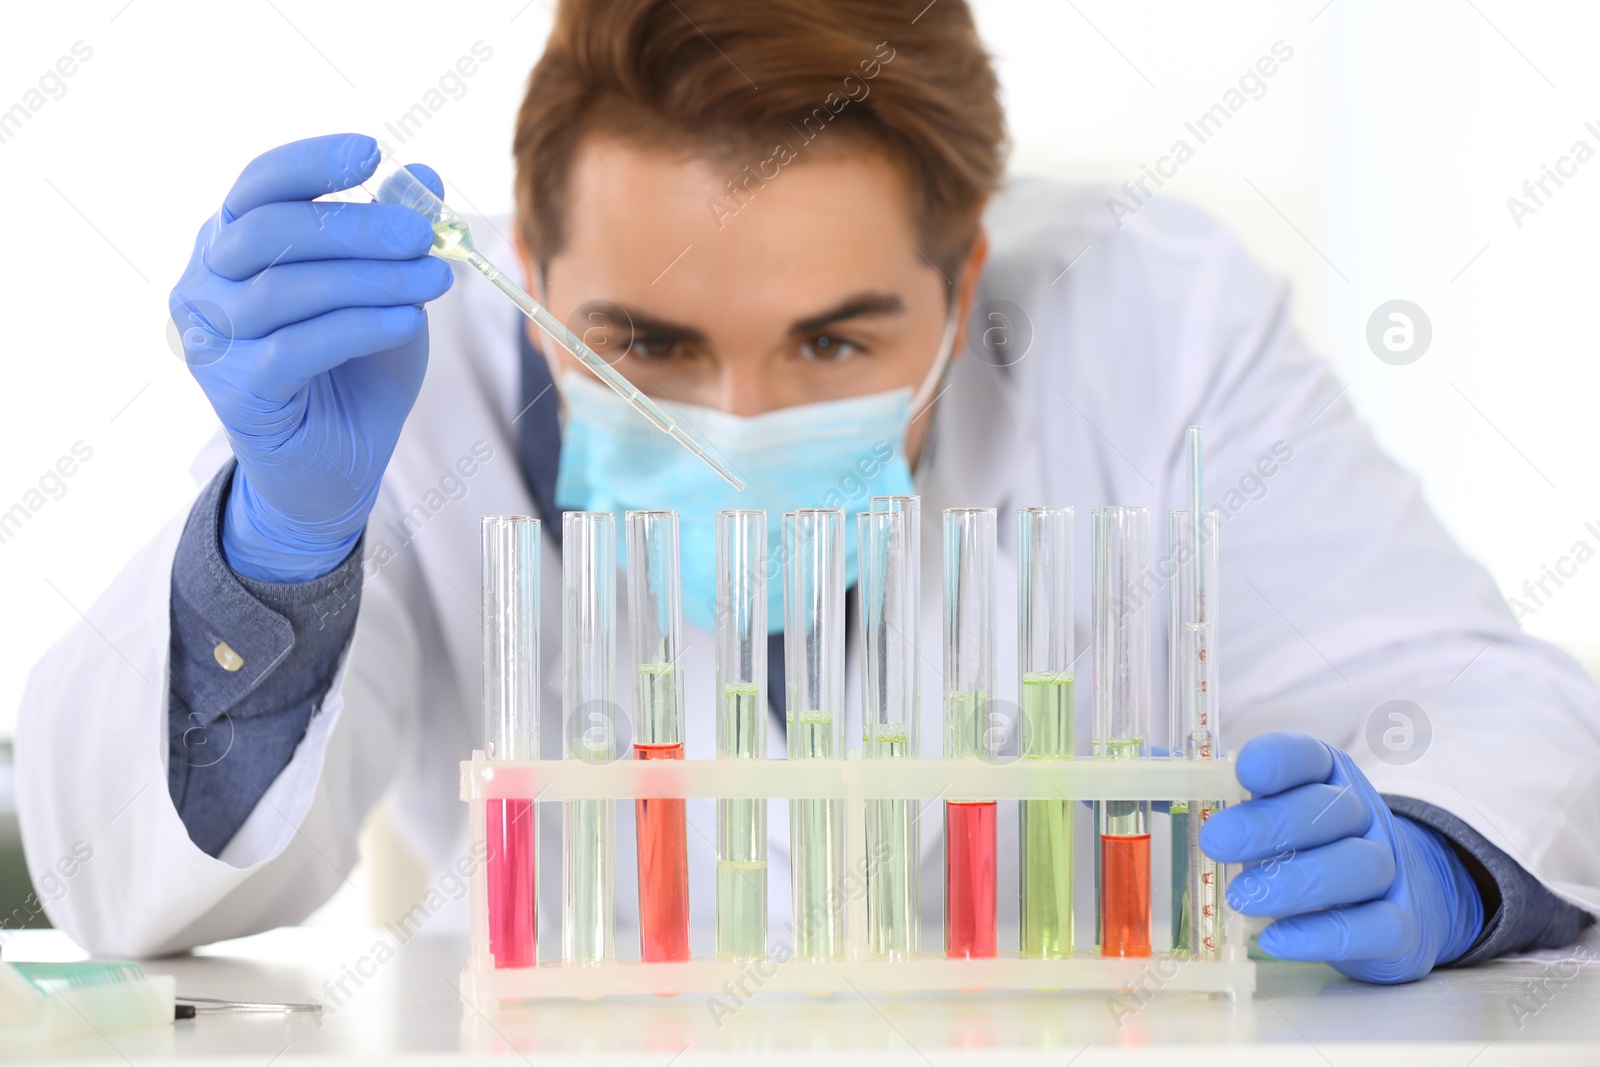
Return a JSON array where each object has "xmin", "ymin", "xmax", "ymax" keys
[
  {"xmin": 799, "ymin": 334, "xmax": 863, "ymax": 362},
  {"xmin": 629, "ymin": 335, "xmax": 692, "ymax": 361}
]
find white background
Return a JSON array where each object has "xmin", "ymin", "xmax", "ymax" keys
[{"xmin": 2, "ymin": 0, "xmax": 1597, "ymax": 737}]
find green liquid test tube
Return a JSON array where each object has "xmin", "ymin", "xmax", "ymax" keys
[
  {"xmin": 784, "ymin": 509, "xmax": 847, "ymax": 960},
  {"xmin": 1018, "ymin": 506, "xmax": 1075, "ymax": 958},
  {"xmin": 716, "ymin": 510, "xmax": 769, "ymax": 961},
  {"xmin": 860, "ymin": 501, "xmax": 921, "ymax": 959},
  {"xmin": 562, "ymin": 511, "xmax": 616, "ymax": 964}
]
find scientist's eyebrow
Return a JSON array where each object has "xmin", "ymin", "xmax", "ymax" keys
[
  {"xmin": 591, "ymin": 306, "xmax": 707, "ymax": 346},
  {"xmin": 588, "ymin": 293, "xmax": 905, "ymax": 345},
  {"xmin": 787, "ymin": 292, "xmax": 905, "ymax": 335}
]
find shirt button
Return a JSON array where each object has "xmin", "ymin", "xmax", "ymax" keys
[{"xmin": 213, "ymin": 641, "xmax": 244, "ymax": 672}]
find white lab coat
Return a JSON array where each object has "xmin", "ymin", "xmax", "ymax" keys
[{"xmin": 18, "ymin": 180, "xmax": 1600, "ymax": 958}]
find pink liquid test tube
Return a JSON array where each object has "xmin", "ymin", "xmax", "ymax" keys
[
  {"xmin": 486, "ymin": 799, "xmax": 538, "ymax": 968},
  {"xmin": 481, "ymin": 515, "xmax": 542, "ymax": 969}
]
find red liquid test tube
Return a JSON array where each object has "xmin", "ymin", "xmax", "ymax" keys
[
  {"xmin": 941, "ymin": 509, "xmax": 999, "ymax": 959},
  {"xmin": 945, "ymin": 800, "xmax": 997, "ymax": 958}
]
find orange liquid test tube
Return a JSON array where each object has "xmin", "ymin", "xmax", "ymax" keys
[
  {"xmin": 635, "ymin": 742, "xmax": 690, "ymax": 961},
  {"xmin": 627, "ymin": 511, "xmax": 691, "ymax": 962},
  {"xmin": 1091, "ymin": 507, "xmax": 1154, "ymax": 958},
  {"xmin": 1100, "ymin": 832, "xmax": 1152, "ymax": 957}
]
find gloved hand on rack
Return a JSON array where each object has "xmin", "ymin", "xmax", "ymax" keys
[
  {"xmin": 169, "ymin": 133, "xmax": 455, "ymax": 582},
  {"xmin": 1199, "ymin": 729, "xmax": 1484, "ymax": 984}
]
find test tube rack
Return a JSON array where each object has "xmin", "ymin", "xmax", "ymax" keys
[{"xmin": 457, "ymin": 753, "xmax": 1256, "ymax": 1005}]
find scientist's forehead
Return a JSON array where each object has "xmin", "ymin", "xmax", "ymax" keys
[{"xmin": 554, "ymin": 133, "xmax": 929, "ymax": 299}]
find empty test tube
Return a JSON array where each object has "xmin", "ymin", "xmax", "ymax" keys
[
  {"xmin": 562, "ymin": 512, "xmax": 616, "ymax": 964},
  {"xmin": 1018, "ymin": 506, "xmax": 1075, "ymax": 958},
  {"xmin": 716, "ymin": 509, "xmax": 768, "ymax": 962},
  {"xmin": 784, "ymin": 508, "xmax": 847, "ymax": 960},
  {"xmin": 869, "ymin": 495, "xmax": 922, "ymax": 706},
  {"xmin": 1092, "ymin": 506, "xmax": 1153, "ymax": 958},
  {"xmin": 859, "ymin": 505, "xmax": 920, "ymax": 959},
  {"xmin": 481, "ymin": 515, "xmax": 540, "ymax": 969},
  {"xmin": 626, "ymin": 510, "xmax": 690, "ymax": 963},
  {"xmin": 943, "ymin": 508, "xmax": 998, "ymax": 959}
]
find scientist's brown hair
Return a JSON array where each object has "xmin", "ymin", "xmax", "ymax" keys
[{"xmin": 512, "ymin": 0, "xmax": 1006, "ymax": 280}]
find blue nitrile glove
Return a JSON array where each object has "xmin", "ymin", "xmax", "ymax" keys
[
  {"xmin": 169, "ymin": 133, "xmax": 454, "ymax": 582},
  {"xmin": 1200, "ymin": 730, "xmax": 1483, "ymax": 984}
]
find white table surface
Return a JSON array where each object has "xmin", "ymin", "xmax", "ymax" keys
[{"xmin": 6, "ymin": 925, "xmax": 1599, "ymax": 1065}]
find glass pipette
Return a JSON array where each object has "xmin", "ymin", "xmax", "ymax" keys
[{"xmin": 339, "ymin": 152, "xmax": 746, "ymax": 492}]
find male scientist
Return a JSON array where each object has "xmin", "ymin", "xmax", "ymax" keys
[{"xmin": 18, "ymin": 0, "xmax": 1599, "ymax": 983}]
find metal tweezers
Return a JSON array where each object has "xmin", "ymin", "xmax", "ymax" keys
[{"xmin": 175, "ymin": 995, "xmax": 324, "ymax": 1015}]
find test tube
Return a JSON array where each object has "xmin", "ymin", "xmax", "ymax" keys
[
  {"xmin": 943, "ymin": 507, "xmax": 998, "ymax": 959},
  {"xmin": 783, "ymin": 508, "xmax": 846, "ymax": 960},
  {"xmin": 481, "ymin": 515, "xmax": 540, "ymax": 969},
  {"xmin": 859, "ymin": 506, "xmax": 919, "ymax": 959},
  {"xmin": 1092, "ymin": 506, "xmax": 1152, "ymax": 958},
  {"xmin": 868, "ymin": 495, "xmax": 922, "ymax": 666},
  {"xmin": 562, "ymin": 512, "xmax": 615, "ymax": 964},
  {"xmin": 1018, "ymin": 506, "xmax": 1075, "ymax": 958},
  {"xmin": 869, "ymin": 495, "xmax": 922, "ymax": 721},
  {"xmin": 1170, "ymin": 503, "xmax": 1221, "ymax": 956},
  {"xmin": 716, "ymin": 509, "xmax": 768, "ymax": 962},
  {"xmin": 626, "ymin": 510, "xmax": 690, "ymax": 963}
]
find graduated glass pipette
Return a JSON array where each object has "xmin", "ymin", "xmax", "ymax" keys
[{"xmin": 336, "ymin": 151, "xmax": 746, "ymax": 491}]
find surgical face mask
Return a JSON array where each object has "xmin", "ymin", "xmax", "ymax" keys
[{"xmin": 554, "ymin": 311, "xmax": 957, "ymax": 632}]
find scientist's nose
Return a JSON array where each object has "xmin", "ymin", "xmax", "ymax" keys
[{"xmin": 714, "ymin": 363, "xmax": 781, "ymax": 418}]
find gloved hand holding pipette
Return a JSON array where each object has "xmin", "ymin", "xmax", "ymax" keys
[
  {"xmin": 1201, "ymin": 730, "xmax": 1485, "ymax": 983},
  {"xmin": 169, "ymin": 133, "xmax": 454, "ymax": 582}
]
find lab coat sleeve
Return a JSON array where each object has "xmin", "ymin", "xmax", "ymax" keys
[
  {"xmin": 16, "ymin": 458, "xmax": 422, "ymax": 957},
  {"xmin": 1139, "ymin": 204, "xmax": 1600, "ymax": 920},
  {"xmin": 166, "ymin": 461, "xmax": 364, "ymax": 857},
  {"xmin": 1388, "ymin": 796, "xmax": 1593, "ymax": 962}
]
